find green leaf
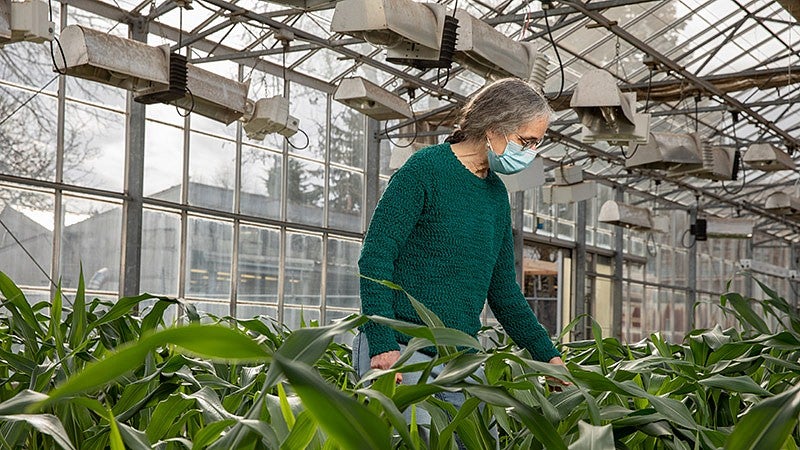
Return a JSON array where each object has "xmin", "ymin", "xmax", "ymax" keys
[
  {"xmin": 146, "ymin": 394, "xmax": 195, "ymax": 442},
  {"xmin": 698, "ymin": 375, "xmax": 771, "ymax": 396},
  {"xmin": 357, "ymin": 388, "xmax": 415, "ymax": 446},
  {"xmin": 648, "ymin": 395, "xmax": 698, "ymax": 430},
  {"xmin": 725, "ymin": 384, "xmax": 800, "ymax": 450},
  {"xmin": 724, "ymin": 292, "xmax": 771, "ymax": 334},
  {"xmin": 568, "ymin": 421, "xmax": 615, "ymax": 450},
  {"xmin": 192, "ymin": 419, "xmax": 237, "ymax": 450},
  {"xmin": 68, "ymin": 269, "xmax": 88, "ymax": 350},
  {"xmin": 0, "ymin": 390, "xmax": 49, "ymax": 415},
  {"xmin": 44, "ymin": 324, "xmax": 271, "ymax": 404},
  {"xmin": 0, "ymin": 414, "xmax": 76, "ymax": 450},
  {"xmin": 117, "ymin": 422, "xmax": 152, "ymax": 450},
  {"xmin": 88, "ymin": 293, "xmax": 161, "ymax": 330},
  {"xmin": 108, "ymin": 407, "xmax": 125, "ymax": 450},
  {"xmin": 49, "ymin": 281, "xmax": 65, "ymax": 356},
  {"xmin": 280, "ymin": 410, "xmax": 318, "ymax": 450},
  {"xmin": 277, "ymin": 383, "xmax": 296, "ymax": 430},
  {"xmin": 273, "ymin": 354, "xmax": 391, "ymax": 450}
]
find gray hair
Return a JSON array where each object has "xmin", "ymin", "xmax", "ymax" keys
[{"xmin": 454, "ymin": 78, "xmax": 552, "ymax": 143}]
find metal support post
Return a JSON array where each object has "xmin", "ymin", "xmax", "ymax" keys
[
  {"xmin": 612, "ymin": 189, "xmax": 624, "ymax": 340},
  {"xmin": 687, "ymin": 208, "xmax": 698, "ymax": 330},
  {"xmin": 574, "ymin": 200, "xmax": 588, "ymax": 340},
  {"xmin": 364, "ymin": 118, "xmax": 381, "ymax": 226}
]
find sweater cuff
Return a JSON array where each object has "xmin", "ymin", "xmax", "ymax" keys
[
  {"xmin": 361, "ymin": 321, "xmax": 400, "ymax": 358},
  {"xmin": 529, "ymin": 341, "xmax": 561, "ymax": 362}
]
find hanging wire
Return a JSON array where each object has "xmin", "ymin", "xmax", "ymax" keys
[
  {"xmin": 0, "ymin": 76, "xmax": 59, "ymax": 127},
  {"xmin": 287, "ymin": 128, "xmax": 310, "ymax": 150},
  {"xmin": 383, "ymin": 111, "xmax": 419, "ymax": 149},
  {"xmin": 543, "ymin": 7, "xmax": 564, "ymax": 101},
  {"xmin": 680, "ymin": 228, "xmax": 696, "ymax": 249}
]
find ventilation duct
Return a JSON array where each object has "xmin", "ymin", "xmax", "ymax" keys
[
  {"xmin": 764, "ymin": 191, "xmax": 800, "ymax": 219},
  {"xmin": 743, "ymin": 143, "xmax": 794, "ymax": 172},
  {"xmin": 55, "ymin": 25, "xmax": 171, "ymax": 91},
  {"xmin": 453, "ymin": 9, "xmax": 539, "ymax": 81},
  {"xmin": 570, "ymin": 69, "xmax": 650, "ymax": 145},
  {"xmin": 333, "ymin": 77, "xmax": 412, "ymax": 120},
  {"xmin": 331, "ymin": 0, "xmax": 447, "ymax": 66},
  {"xmin": 497, "ymin": 158, "xmax": 545, "ymax": 192},
  {"xmin": 597, "ymin": 200, "xmax": 653, "ymax": 231},
  {"xmin": 625, "ymin": 132, "xmax": 704, "ymax": 172}
]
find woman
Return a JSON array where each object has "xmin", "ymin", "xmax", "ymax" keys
[{"xmin": 354, "ymin": 78, "xmax": 565, "ymax": 423}]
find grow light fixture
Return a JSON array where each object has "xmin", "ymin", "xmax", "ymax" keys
[
  {"xmin": 738, "ymin": 259, "xmax": 791, "ymax": 279},
  {"xmin": 541, "ymin": 181, "xmax": 596, "ymax": 204},
  {"xmin": 453, "ymin": 9, "xmax": 540, "ymax": 81},
  {"xmin": 743, "ymin": 143, "xmax": 794, "ymax": 172},
  {"xmin": 333, "ymin": 77, "xmax": 412, "ymax": 120},
  {"xmin": 0, "ymin": 0, "xmax": 53, "ymax": 46},
  {"xmin": 691, "ymin": 217, "xmax": 754, "ymax": 240},
  {"xmin": 55, "ymin": 24, "xmax": 171, "ymax": 91},
  {"xmin": 675, "ymin": 145, "xmax": 738, "ymax": 180},
  {"xmin": 497, "ymin": 158, "xmax": 545, "ymax": 193},
  {"xmin": 242, "ymin": 96, "xmax": 300, "ymax": 140},
  {"xmin": 597, "ymin": 200, "xmax": 653, "ymax": 231},
  {"xmin": 570, "ymin": 69, "xmax": 650, "ymax": 145},
  {"xmin": 764, "ymin": 191, "xmax": 800, "ymax": 219},
  {"xmin": 331, "ymin": 0, "xmax": 447, "ymax": 67},
  {"xmin": 625, "ymin": 132, "xmax": 704, "ymax": 172},
  {"xmin": 170, "ymin": 64, "xmax": 250, "ymax": 125}
]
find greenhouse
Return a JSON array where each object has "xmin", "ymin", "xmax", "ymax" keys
[{"xmin": 1, "ymin": 0, "xmax": 799, "ymax": 448}]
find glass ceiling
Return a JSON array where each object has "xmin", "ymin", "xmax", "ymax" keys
[{"xmin": 54, "ymin": 0, "xmax": 800, "ymax": 240}]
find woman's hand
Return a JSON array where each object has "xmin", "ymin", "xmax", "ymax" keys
[
  {"xmin": 547, "ymin": 356, "xmax": 571, "ymax": 389},
  {"xmin": 370, "ymin": 350, "xmax": 402, "ymax": 383}
]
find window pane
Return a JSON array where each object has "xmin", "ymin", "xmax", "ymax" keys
[
  {"xmin": 186, "ymin": 217, "xmax": 232, "ymax": 300},
  {"xmin": 326, "ymin": 237, "xmax": 361, "ymax": 309},
  {"xmin": 237, "ymin": 303, "xmax": 277, "ymax": 320},
  {"xmin": 289, "ymin": 84, "xmax": 326, "ymax": 161},
  {"xmin": 144, "ymin": 121, "xmax": 183, "ymax": 199},
  {"xmin": 284, "ymin": 231, "xmax": 322, "ymax": 307},
  {"xmin": 328, "ymin": 168, "xmax": 363, "ymax": 232},
  {"xmin": 0, "ymin": 187, "xmax": 53, "ymax": 288},
  {"xmin": 238, "ymin": 225, "xmax": 280, "ymax": 304},
  {"xmin": 284, "ymin": 306, "xmax": 320, "ymax": 330},
  {"xmin": 61, "ymin": 196, "xmax": 122, "ymax": 292},
  {"xmin": 286, "ymin": 157, "xmax": 324, "ymax": 225},
  {"xmin": 330, "ymin": 101, "xmax": 365, "ymax": 168},
  {"xmin": 240, "ymin": 146, "xmax": 282, "ymax": 219},
  {"xmin": 0, "ymin": 85, "xmax": 57, "ymax": 182},
  {"xmin": 140, "ymin": 208, "xmax": 180, "ymax": 297},
  {"xmin": 188, "ymin": 133, "xmax": 236, "ymax": 212},
  {"xmin": 63, "ymin": 103, "xmax": 125, "ymax": 192}
]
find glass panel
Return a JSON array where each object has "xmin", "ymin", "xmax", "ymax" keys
[
  {"xmin": 188, "ymin": 133, "xmax": 236, "ymax": 211},
  {"xmin": 286, "ymin": 157, "xmax": 324, "ymax": 225},
  {"xmin": 63, "ymin": 103, "xmax": 125, "ymax": 191},
  {"xmin": 284, "ymin": 307, "xmax": 321, "ymax": 330},
  {"xmin": 289, "ymin": 84, "xmax": 326, "ymax": 161},
  {"xmin": 0, "ymin": 187, "xmax": 53, "ymax": 288},
  {"xmin": 326, "ymin": 237, "xmax": 361, "ymax": 309},
  {"xmin": 238, "ymin": 224, "xmax": 280, "ymax": 304},
  {"xmin": 328, "ymin": 168, "xmax": 363, "ymax": 232},
  {"xmin": 240, "ymin": 146, "xmax": 282, "ymax": 219},
  {"xmin": 144, "ymin": 121, "xmax": 184, "ymax": 199},
  {"xmin": 61, "ymin": 196, "xmax": 122, "ymax": 292},
  {"xmin": 140, "ymin": 208, "xmax": 180, "ymax": 297},
  {"xmin": 0, "ymin": 85, "xmax": 57, "ymax": 182},
  {"xmin": 284, "ymin": 231, "xmax": 322, "ymax": 307},
  {"xmin": 65, "ymin": 75, "xmax": 126, "ymax": 111},
  {"xmin": 186, "ymin": 217, "xmax": 233, "ymax": 300},
  {"xmin": 330, "ymin": 101, "xmax": 365, "ymax": 169},
  {"xmin": 237, "ymin": 304, "xmax": 278, "ymax": 321},
  {"xmin": 189, "ymin": 301, "xmax": 230, "ymax": 319}
]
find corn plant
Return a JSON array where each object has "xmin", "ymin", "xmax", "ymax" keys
[{"xmin": 1, "ymin": 271, "xmax": 800, "ymax": 449}]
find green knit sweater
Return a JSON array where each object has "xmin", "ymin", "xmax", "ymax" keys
[{"xmin": 358, "ymin": 143, "xmax": 560, "ymax": 362}]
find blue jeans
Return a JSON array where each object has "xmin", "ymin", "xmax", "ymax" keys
[{"xmin": 353, "ymin": 332, "xmax": 491, "ymax": 448}]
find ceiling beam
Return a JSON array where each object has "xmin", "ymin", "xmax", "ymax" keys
[{"xmin": 485, "ymin": 0, "xmax": 659, "ymax": 25}]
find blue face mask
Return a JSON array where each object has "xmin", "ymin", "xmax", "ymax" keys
[{"xmin": 486, "ymin": 135, "xmax": 538, "ymax": 175}]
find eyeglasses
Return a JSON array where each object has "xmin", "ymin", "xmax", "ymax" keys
[{"xmin": 515, "ymin": 134, "xmax": 545, "ymax": 151}]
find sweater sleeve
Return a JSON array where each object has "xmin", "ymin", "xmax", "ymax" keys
[
  {"xmin": 487, "ymin": 217, "xmax": 561, "ymax": 362},
  {"xmin": 358, "ymin": 162, "xmax": 426, "ymax": 357}
]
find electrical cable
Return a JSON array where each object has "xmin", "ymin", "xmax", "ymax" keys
[
  {"xmin": 47, "ymin": 0, "xmax": 67, "ymax": 75},
  {"xmin": 680, "ymin": 228, "xmax": 696, "ymax": 249},
  {"xmin": 383, "ymin": 109, "xmax": 419, "ymax": 148},
  {"xmin": 646, "ymin": 232, "xmax": 658, "ymax": 257},
  {"xmin": 175, "ymin": 88, "xmax": 195, "ymax": 117},
  {"xmin": 722, "ymin": 111, "xmax": 746, "ymax": 195},
  {"xmin": 619, "ymin": 143, "xmax": 640, "ymax": 160},
  {"xmin": 542, "ymin": 7, "xmax": 564, "ymax": 102},
  {"xmin": 286, "ymin": 128, "xmax": 309, "ymax": 150}
]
